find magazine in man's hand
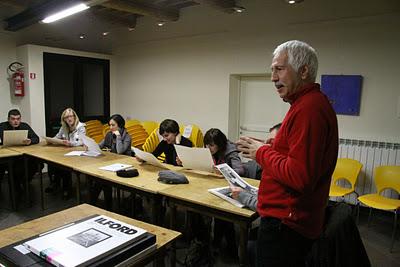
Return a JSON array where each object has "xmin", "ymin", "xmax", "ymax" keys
[{"xmin": 215, "ymin": 163, "xmax": 258, "ymax": 195}]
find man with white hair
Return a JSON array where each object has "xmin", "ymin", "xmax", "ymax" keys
[{"xmin": 237, "ymin": 40, "xmax": 338, "ymax": 266}]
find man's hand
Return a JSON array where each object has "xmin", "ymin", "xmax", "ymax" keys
[
  {"xmin": 230, "ymin": 185, "xmax": 243, "ymax": 200},
  {"xmin": 22, "ymin": 138, "xmax": 31, "ymax": 145},
  {"xmin": 236, "ymin": 136, "xmax": 266, "ymax": 160}
]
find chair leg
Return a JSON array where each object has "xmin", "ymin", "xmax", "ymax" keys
[
  {"xmin": 390, "ymin": 211, "xmax": 398, "ymax": 253},
  {"xmin": 367, "ymin": 208, "xmax": 373, "ymax": 228},
  {"xmin": 356, "ymin": 202, "xmax": 360, "ymax": 225}
]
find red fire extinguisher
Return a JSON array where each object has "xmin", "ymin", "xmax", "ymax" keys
[{"xmin": 8, "ymin": 62, "xmax": 25, "ymax": 96}]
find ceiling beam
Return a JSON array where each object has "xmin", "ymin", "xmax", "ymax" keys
[
  {"xmin": 193, "ymin": 0, "xmax": 235, "ymax": 13},
  {"xmin": 0, "ymin": 0, "xmax": 28, "ymax": 9},
  {"xmin": 100, "ymin": 0, "xmax": 179, "ymax": 22},
  {"xmin": 91, "ymin": 6, "xmax": 137, "ymax": 28}
]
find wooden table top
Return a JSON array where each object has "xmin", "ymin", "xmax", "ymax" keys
[
  {"xmin": 159, "ymin": 171, "xmax": 259, "ymax": 218},
  {"xmin": 0, "ymin": 147, "xmax": 22, "ymax": 158},
  {"xmin": 8, "ymin": 143, "xmax": 124, "ymax": 168},
  {"xmin": 74, "ymin": 157, "xmax": 181, "ymax": 194},
  {"xmin": 0, "ymin": 204, "xmax": 181, "ymax": 249}
]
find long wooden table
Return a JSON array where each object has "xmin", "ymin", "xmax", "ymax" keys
[
  {"xmin": 0, "ymin": 204, "xmax": 181, "ymax": 266},
  {"xmin": 8, "ymin": 143, "xmax": 124, "ymax": 209},
  {"xmin": 159, "ymin": 171, "xmax": 259, "ymax": 266},
  {"xmin": 6, "ymin": 143, "xmax": 260, "ymax": 266},
  {"xmin": 0, "ymin": 147, "xmax": 23, "ymax": 210}
]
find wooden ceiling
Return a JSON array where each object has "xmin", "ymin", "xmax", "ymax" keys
[{"xmin": 1, "ymin": 0, "xmax": 241, "ymax": 31}]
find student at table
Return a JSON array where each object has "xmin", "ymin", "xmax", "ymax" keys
[
  {"xmin": 136, "ymin": 119, "xmax": 193, "ymax": 166},
  {"xmin": 203, "ymin": 128, "xmax": 244, "ymax": 257},
  {"xmin": 90, "ymin": 114, "xmax": 131, "ymax": 210},
  {"xmin": 45, "ymin": 108, "xmax": 86, "ymax": 198},
  {"xmin": 0, "ymin": 109, "xmax": 41, "ymax": 193}
]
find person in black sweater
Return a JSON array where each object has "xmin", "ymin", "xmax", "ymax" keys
[
  {"xmin": 0, "ymin": 109, "xmax": 41, "ymax": 193},
  {"xmin": 137, "ymin": 119, "xmax": 192, "ymax": 166}
]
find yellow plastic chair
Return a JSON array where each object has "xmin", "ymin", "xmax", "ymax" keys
[
  {"xmin": 84, "ymin": 120, "xmax": 102, "ymax": 127},
  {"xmin": 180, "ymin": 124, "xmax": 204, "ymax": 148},
  {"xmin": 358, "ymin": 166, "xmax": 400, "ymax": 252},
  {"xmin": 126, "ymin": 124, "xmax": 149, "ymax": 149},
  {"xmin": 141, "ymin": 121, "xmax": 159, "ymax": 135},
  {"xmin": 329, "ymin": 158, "xmax": 363, "ymax": 198},
  {"xmin": 142, "ymin": 128, "xmax": 165, "ymax": 161},
  {"xmin": 125, "ymin": 119, "xmax": 140, "ymax": 127}
]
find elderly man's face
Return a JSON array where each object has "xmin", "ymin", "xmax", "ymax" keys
[
  {"xmin": 270, "ymin": 52, "xmax": 303, "ymax": 101},
  {"xmin": 8, "ymin": 114, "xmax": 21, "ymax": 128}
]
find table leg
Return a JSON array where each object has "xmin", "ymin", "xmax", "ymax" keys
[
  {"xmin": 24, "ymin": 157, "xmax": 30, "ymax": 207},
  {"xmin": 40, "ymin": 164, "xmax": 45, "ymax": 210},
  {"xmin": 8, "ymin": 160, "xmax": 16, "ymax": 210},
  {"xmin": 169, "ymin": 203, "xmax": 177, "ymax": 267},
  {"xmin": 238, "ymin": 222, "xmax": 249, "ymax": 267},
  {"xmin": 75, "ymin": 171, "xmax": 81, "ymax": 204}
]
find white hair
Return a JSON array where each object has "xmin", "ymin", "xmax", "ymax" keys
[{"xmin": 273, "ymin": 40, "xmax": 318, "ymax": 82}]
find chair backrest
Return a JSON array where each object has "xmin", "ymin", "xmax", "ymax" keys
[
  {"xmin": 125, "ymin": 119, "xmax": 140, "ymax": 127},
  {"xmin": 141, "ymin": 121, "xmax": 159, "ymax": 135},
  {"xmin": 142, "ymin": 128, "xmax": 161, "ymax": 153},
  {"xmin": 180, "ymin": 124, "xmax": 204, "ymax": 148},
  {"xmin": 332, "ymin": 158, "xmax": 363, "ymax": 190},
  {"xmin": 126, "ymin": 124, "xmax": 149, "ymax": 148},
  {"xmin": 374, "ymin": 166, "xmax": 400, "ymax": 194}
]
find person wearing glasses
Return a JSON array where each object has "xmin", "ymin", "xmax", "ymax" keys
[{"xmin": 46, "ymin": 108, "xmax": 86, "ymax": 198}]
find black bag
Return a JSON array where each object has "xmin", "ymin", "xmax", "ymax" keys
[{"xmin": 116, "ymin": 169, "xmax": 139, "ymax": 178}]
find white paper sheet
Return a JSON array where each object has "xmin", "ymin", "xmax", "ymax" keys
[
  {"xmin": 43, "ymin": 136, "xmax": 65, "ymax": 145},
  {"xmin": 174, "ymin": 145, "xmax": 214, "ymax": 173},
  {"xmin": 2, "ymin": 130, "xmax": 28, "ymax": 146},
  {"xmin": 132, "ymin": 147, "xmax": 167, "ymax": 169},
  {"xmin": 216, "ymin": 163, "xmax": 258, "ymax": 194},
  {"xmin": 81, "ymin": 135, "xmax": 103, "ymax": 156},
  {"xmin": 99, "ymin": 163, "xmax": 133, "ymax": 172},
  {"xmin": 64, "ymin": 151, "xmax": 85, "ymax": 156}
]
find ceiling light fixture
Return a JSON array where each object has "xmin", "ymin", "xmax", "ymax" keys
[
  {"xmin": 42, "ymin": 3, "xmax": 89, "ymax": 23},
  {"xmin": 233, "ymin": 6, "xmax": 245, "ymax": 13},
  {"xmin": 286, "ymin": 0, "xmax": 304, "ymax": 4},
  {"xmin": 102, "ymin": 32, "xmax": 109, "ymax": 36},
  {"xmin": 79, "ymin": 34, "xmax": 85, "ymax": 39},
  {"xmin": 128, "ymin": 27, "xmax": 135, "ymax": 31},
  {"xmin": 157, "ymin": 21, "xmax": 165, "ymax": 27}
]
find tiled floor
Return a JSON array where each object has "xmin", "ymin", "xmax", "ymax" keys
[{"xmin": 0, "ymin": 174, "xmax": 399, "ymax": 266}]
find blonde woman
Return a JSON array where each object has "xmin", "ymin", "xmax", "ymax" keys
[
  {"xmin": 46, "ymin": 108, "xmax": 86, "ymax": 198},
  {"xmin": 55, "ymin": 108, "xmax": 86, "ymax": 146}
]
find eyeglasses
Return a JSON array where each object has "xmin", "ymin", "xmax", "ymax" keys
[{"xmin": 63, "ymin": 115, "xmax": 75, "ymax": 119}]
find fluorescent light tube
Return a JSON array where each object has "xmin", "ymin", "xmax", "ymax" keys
[{"xmin": 42, "ymin": 3, "xmax": 89, "ymax": 23}]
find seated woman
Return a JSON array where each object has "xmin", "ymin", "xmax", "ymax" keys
[
  {"xmin": 137, "ymin": 119, "xmax": 192, "ymax": 166},
  {"xmin": 90, "ymin": 114, "xmax": 131, "ymax": 210},
  {"xmin": 203, "ymin": 128, "xmax": 244, "ymax": 256},
  {"xmin": 46, "ymin": 108, "xmax": 86, "ymax": 198},
  {"xmin": 204, "ymin": 128, "xmax": 244, "ymax": 176}
]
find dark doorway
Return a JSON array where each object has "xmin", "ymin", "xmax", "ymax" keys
[{"xmin": 43, "ymin": 53, "xmax": 110, "ymax": 136}]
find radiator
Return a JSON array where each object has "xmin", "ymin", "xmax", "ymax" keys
[{"xmin": 333, "ymin": 138, "xmax": 400, "ymax": 205}]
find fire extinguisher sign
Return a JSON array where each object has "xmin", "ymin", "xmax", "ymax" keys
[{"xmin": 30, "ymin": 73, "xmax": 36, "ymax": 79}]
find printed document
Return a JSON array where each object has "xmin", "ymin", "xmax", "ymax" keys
[
  {"xmin": 174, "ymin": 145, "xmax": 214, "ymax": 173},
  {"xmin": 2, "ymin": 130, "xmax": 28, "ymax": 146}
]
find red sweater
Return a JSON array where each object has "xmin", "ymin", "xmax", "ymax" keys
[{"xmin": 256, "ymin": 83, "xmax": 338, "ymax": 239}]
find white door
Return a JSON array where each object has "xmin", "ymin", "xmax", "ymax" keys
[{"xmin": 238, "ymin": 76, "xmax": 289, "ymax": 140}]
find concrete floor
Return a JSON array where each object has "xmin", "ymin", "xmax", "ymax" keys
[{"xmin": 0, "ymin": 174, "xmax": 399, "ymax": 267}]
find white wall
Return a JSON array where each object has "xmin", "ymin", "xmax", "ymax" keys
[
  {"xmin": 15, "ymin": 44, "xmax": 116, "ymax": 137},
  {"xmin": 0, "ymin": 33, "xmax": 18, "ymax": 120},
  {"xmin": 114, "ymin": 12, "xmax": 400, "ymax": 143}
]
